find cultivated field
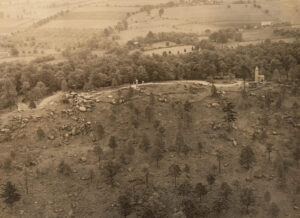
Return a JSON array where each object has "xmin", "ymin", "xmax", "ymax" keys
[
  {"xmin": 118, "ymin": 3, "xmax": 279, "ymax": 44},
  {"xmin": 40, "ymin": 6, "xmax": 137, "ymax": 29}
]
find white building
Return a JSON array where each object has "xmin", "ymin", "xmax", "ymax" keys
[{"xmin": 261, "ymin": 21, "xmax": 272, "ymax": 27}]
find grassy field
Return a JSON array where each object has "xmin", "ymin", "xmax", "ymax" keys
[
  {"xmin": 118, "ymin": 3, "xmax": 279, "ymax": 44},
  {"xmin": 40, "ymin": 6, "xmax": 137, "ymax": 29}
]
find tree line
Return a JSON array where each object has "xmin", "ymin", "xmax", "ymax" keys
[{"xmin": 0, "ymin": 40, "xmax": 299, "ymax": 109}]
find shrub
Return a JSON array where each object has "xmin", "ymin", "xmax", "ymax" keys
[
  {"xmin": 0, "ymin": 182, "xmax": 21, "ymax": 205},
  {"xmin": 57, "ymin": 160, "xmax": 72, "ymax": 176},
  {"xmin": 37, "ymin": 127, "xmax": 46, "ymax": 139}
]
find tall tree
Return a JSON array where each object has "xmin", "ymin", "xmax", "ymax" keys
[
  {"xmin": 212, "ymin": 198, "xmax": 229, "ymax": 215},
  {"xmin": 149, "ymin": 92, "xmax": 155, "ymax": 105},
  {"xmin": 206, "ymin": 173, "xmax": 216, "ymax": 189},
  {"xmin": 118, "ymin": 195, "xmax": 132, "ymax": 218},
  {"xmin": 169, "ymin": 164, "xmax": 181, "ymax": 187},
  {"xmin": 151, "ymin": 147, "xmax": 163, "ymax": 168},
  {"xmin": 241, "ymin": 64, "xmax": 251, "ymax": 91},
  {"xmin": 95, "ymin": 122, "xmax": 105, "ymax": 140},
  {"xmin": 223, "ymin": 102, "xmax": 237, "ymax": 130},
  {"xmin": 266, "ymin": 143, "xmax": 273, "ymax": 161},
  {"xmin": 197, "ymin": 142, "xmax": 203, "ymax": 157},
  {"xmin": 108, "ymin": 136, "xmax": 118, "ymax": 157},
  {"xmin": 0, "ymin": 182, "xmax": 21, "ymax": 206},
  {"xmin": 140, "ymin": 134, "xmax": 151, "ymax": 152},
  {"xmin": 103, "ymin": 161, "xmax": 119, "ymax": 187},
  {"xmin": 0, "ymin": 77, "xmax": 18, "ymax": 109},
  {"xmin": 145, "ymin": 106, "xmax": 154, "ymax": 122},
  {"xmin": 175, "ymin": 132, "xmax": 185, "ymax": 154},
  {"xmin": 216, "ymin": 150, "xmax": 224, "ymax": 174},
  {"xmin": 194, "ymin": 182, "xmax": 208, "ymax": 202},
  {"xmin": 240, "ymin": 146, "xmax": 255, "ymax": 170},
  {"xmin": 269, "ymin": 202, "xmax": 280, "ymax": 217},
  {"xmin": 184, "ymin": 100, "xmax": 192, "ymax": 112},
  {"xmin": 159, "ymin": 8, "xmax": 164, "ymax": 17},
  {"xmin": 142, "ymin": 167, "xmax": 150, "ymax": 187},
  {"xmin": 94, "ymin": 145, "xmax": 103, "ymax": 167},
  {"xmin": 219, "ymin": 182, "xmax": 232, "ymax": 200},
  {"xmin": 240, "ymin": 188, "xmax": 255, "ymax": 214}
]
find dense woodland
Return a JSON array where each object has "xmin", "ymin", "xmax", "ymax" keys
[{"xmin": 0, "ymin": 39, "xmax": 300, "ymax": 109}]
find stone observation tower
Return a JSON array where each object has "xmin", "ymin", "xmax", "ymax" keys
[{"xmin": 254, "ymin": 66, "xmax": 264, "ymax": 83}]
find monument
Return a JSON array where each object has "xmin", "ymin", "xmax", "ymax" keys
[{"xmin": 254, "ymin": 66, "xmax": 264, "ymax": 83}]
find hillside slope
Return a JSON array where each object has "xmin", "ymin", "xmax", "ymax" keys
[{"xmin": 0, "ymin": 81, "xmax": 299, "ymax": 218}]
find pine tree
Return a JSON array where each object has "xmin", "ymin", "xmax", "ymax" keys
[
  {"xmin": 194, "ymin": 182, "xmax": 208, "ymax": 202},
  {"xmin": 108, "ymin": 136, "xmax": 118, "ymax": 157},
  {"xmin": 223, "ymin": 102, "xmax": 237, "ymax": 130},
  {"xmin": 0, "ymin": 182, "xmax": 21, "ymax": 206},
  {"xmin": 216, "ymin": 150, "xmax": 224, "ymax": 174},
  {"xmin": 140, "ymin": 134, "xmax": 151, "ymax": 152},
  {"xmin": 240, "ymin": 146, "xmax": 255, "ymax": 170},
  {"xmin": 266, "ymin": 143, "xmax": 273, "ymax": 161},
  {"xmin": 169, "ymin": 164, "xmax": 181, "ymax": 187},
  {"xmin": 151, "ymin": 147, "xmax": 163, "ymax": 168},
  {"xmin": 95, "ymin": 122, "xmax": 105, "ymax": 140},
  {"xmin": 103, "ymin": 161, "xmax": 119, "ymax": 187},
  {"xmin": 118, "ymin": 195, "xmax": 132, "ymax": 218},
  {"xmin": 240, "ymin": 188, "xmax": 255, "ymax": 214},
  {"xmin": 94, "ymin": 145, "xmax": 103, "ymax": 167}
]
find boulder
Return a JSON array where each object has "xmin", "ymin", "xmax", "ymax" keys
[
  {"xmin": 71, "ymin": 127, "xmax": 77, "ymax": 136},
  {"xmin": 80, "ymin": 157, "xmax": 87, "ymax": 162},
  {"xmin": 48, "ymin": 135, "xmax": 55, "ymax": 140},
  {"xmin": 79, "ymin": 106, "xmax": 87, "ymax": 112}
]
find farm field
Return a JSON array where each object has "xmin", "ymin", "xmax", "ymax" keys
[
  {"xmin": 143, "ymin": 45, "xmax": 194, "ymax": 56},
  {"xmin": 40, "ymin": 6, "xmax": 138, "ymax": 29},
  {"xmin": 118, "ymin": 3, "xmax": 279, "ymax": 44}
]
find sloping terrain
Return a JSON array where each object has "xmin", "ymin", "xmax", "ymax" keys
[{"xmin": 0, "ymin": 81, "xmax": 299, "ymax": 218}]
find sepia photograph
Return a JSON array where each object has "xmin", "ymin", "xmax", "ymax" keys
[{"xmin": 0, "ymin": 0, "xmax": 299, "ymax": 217}]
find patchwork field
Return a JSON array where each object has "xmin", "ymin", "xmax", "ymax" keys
[
  {"xmin": 118, "ymin": 3, "xmax": 279, "ymax": 44},
  {"xmin": 40, "ymin": 6, "xmax": 138, "ymax": 29}
]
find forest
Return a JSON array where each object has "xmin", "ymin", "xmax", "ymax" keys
[{"xmin": 0, "ymin": 39, "xmax": 300, "ymax": 109}]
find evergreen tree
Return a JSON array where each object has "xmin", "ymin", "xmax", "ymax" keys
[
  {"xmin": 240, "ymin": 188, "xmax": 255, "ymax": 214},
  {"xmin": 0, "ymin": 182, "xmax": 21, "ymax": 206},
  {"xmin": 194, "ymin": 182, "xmax": 208, "ymax": 202},
  {"xmin": 240, "ymin": 146, "xmax": 255, "ymax": 170},
  {"xmin": 223, "ymin": 102, "xmax": 237, "ymax": 130},
  {"xmin": 108, "ymin": 136, "xmax": 118, "ymax": 157},
  {"xmin": 169, "ymin": 164, "xmax": 181, "ymax": 187}
]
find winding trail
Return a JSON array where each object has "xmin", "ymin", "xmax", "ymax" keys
[{"xmin": 0, "ymin": 79, "xmax": 244, "ymax": 128}]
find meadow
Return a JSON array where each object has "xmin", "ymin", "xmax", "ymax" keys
[{"xmin": 118, "ymin": 3, "xmax": 278, "ymax": 44}]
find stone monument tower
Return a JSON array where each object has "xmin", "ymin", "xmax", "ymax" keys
[{"xmin": 254, "ymin": 66, "xmax": 264, "ymax": 83}]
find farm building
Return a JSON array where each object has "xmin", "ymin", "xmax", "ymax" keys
[
  {"xmin": 261, "ymin": 21, "xmax": 272, "ymax": 27},
  {"xmin": 143, "ymin": 45, "xmax": 195, "ymax": 56}
]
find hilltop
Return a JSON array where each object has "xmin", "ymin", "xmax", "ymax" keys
[{"xmin": 0, "ymin": 80, "xmax": 299, "ymax": 218}]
